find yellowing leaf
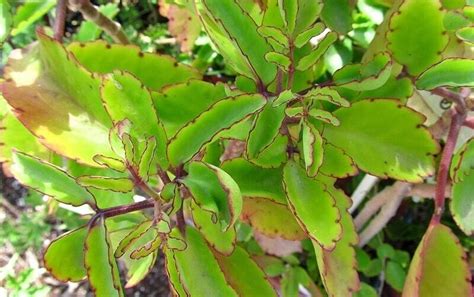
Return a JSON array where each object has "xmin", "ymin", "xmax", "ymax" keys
[{"xmin": 402, "ymin": 224, "xmax": 472, "ymax": 297}]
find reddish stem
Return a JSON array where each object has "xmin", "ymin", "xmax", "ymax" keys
[
  {"xmin": 53, "ymin": 0, "xmax": 67, "ymax": 42},
  {"xmin": 431, "ymin": 110, "xmax": 466, "ymax": 224}
]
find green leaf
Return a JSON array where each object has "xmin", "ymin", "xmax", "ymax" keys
[
  {"xmin": 319, "ymin": 143, "xmax": 358, "ymax": 178},
  {"xmin": 354, "ymin": 283, "xmax": 378, "ymax": 297},
  {"xmin": 44, "ymin": 226, "xmax": 88, "ymax": 282},
  {"xmin": 308, "ymin": 108, "xmax": 340, "ymax": 126},
  {"xmin": 152, "ymin": 80, "xmax": 227, "ymax": 136},
  {"xmin": 444, "ymin": 11, "xmax": 471, "ymax": 32},
  {"xmin": 115, "ymin": 220, "xmax": 154, "ymax": 258},
  {"xmin": 313, "ymin": 185, "xmax": 360, "ymax": 296},
  {"xmin": 333, "ymin": 52, "xmax": 393, "ymax": 91},
  {"xmin": 221, "ymin": 158, "xmax": 286, "ymax": 203},
  {"xmin": 451, "ymin": 169, "xmax": 474, "ymax": 235},
  {"xmin": 0, "ymin": 0, "xmax": 12, "ymax": 43},
  {"xmin": 294, "ymin": 23, "xmax": 325, "ymax": 48},
  {"xmin": 387, "ymin": 0, "xmax": 448, "ymax": 75},
  {"xmin": 0, "ymin": 113, "xmax": 50, "ymax": 166},
  {"xmin": 305, "ymin": 87, "xmax": 350, "ymax": 107},
  {"xmin": 166, "ymin": 236, "xmax": 187, "ymax": 251},
  {"xmin": 250, "ymin": 134, "xmax": 289, "ymax": 168},
  {"xmin": 402, "ymin": 224, "xmax": 471, "ymax": 297},
  {"xmin": 11, "ymin": 0, "xmax": 55, "ymax": 36},
  {"xmin": 442, "ymin": 0, "xmax": 465, "ymax": 9},
  {"xmin": 77, "ymin": 176, "xmax": 134, "ymax": 193},
  {"xmin": 273, "ymin": 90, "xmax": 295, "ymax": 107},
  {"xmin": 386, "ymin": 260, "xmax": 407, "ymax": 292},
  {"xmin": 257, "ymin": 25, "xmax": 289, "ymax": 48},
  {"xmin": 11, "ymin": 152, "xmax": 95, "ymax": 207},
  {"xmin": 321, "ymin": 0, "xmax": 353, "ymax": 34},
  {"xmin": 93, "ymin": 155, "xmax": 126, "ymax": 172},
  {"xmin": 168, "ymin": 93, "xmax": 265, "ymax": 166},
  {"xmin": 138, "ymin": 137, "xmax": 156, "ymax": 182},
  {"xmin": 297, "ymin": 32, "xmax": 338, "ymax": 71},
  {"xmin": 101, "ymin": 71, "xmax": 168, "ymax": 168},
  {"xmin": 164, "ymin": 247, "xmax": 188, "ymax": 296},
  {"xmin": 377, "ymin": 243, "xmax": 395, "ymax": 259},
  {"xmin": 247, "ymin": 103, "xmax": 286, "ymax": 159},
  {"xmin": 456, "ymin": 26, "xmax": 474, "ymax": 43},
  {"xmin": 68, "ymin": 41, "xmax": 201, "ymax": 91},
  {"xmin": 283, "ymin": 160, "xmax": 342, "ymax": 250},
  {"xmin": 190, "ymin": 201, "xmax": 237, "ymax": 255},
  {"xmin": 265, "ymin": 52, "xmax": 291, "ymax": 70},
  {"xmin": 323, "ymin": 100, "xmax": 439, "ymax": 182},
  {"xmin": 302, "ymin": 121, "xmax": 324, "ymax": 177},
  {"xmin": 241, "ymin": 197, "xmax": 306, "ymax": 240},
  {"xmin": 197, "ymin": 0, "xmax": 277, "ymax": 85},
  {"xmin": 213, "ymin": 245, "xmax": 278, "ymax": 296},
  {"xmin": 165, "ymin": 227, "xmax": 238, "ymax": 296},
  {"xmin": 183, "ymin": 162, "xmax": 242, "ymax": 230},
  {"xmin": 417, "ymin": 58, "xmax": 474, "ymax": 90},
  {"xmin": 293, "ymin": 0, "xmax": 324, "ymax": 35},
  {"xmin": 451, "ymin": 139, "xmax": 474, "ymax": 183},
  {"xmin": 85, "ymin": 217, "xmax": 124, "ymax": 297}
]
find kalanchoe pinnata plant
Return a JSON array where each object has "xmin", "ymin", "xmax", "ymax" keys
[{"xmin": 0, "ymin": 0, "xmax": 473, "ymax": 296}]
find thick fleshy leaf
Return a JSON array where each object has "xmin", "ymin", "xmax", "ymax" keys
[
  {"xmin": 138, "ymin": 137, "xmax": 156, "ymax": 181},
  {"xmin": 164, "ymin": 246, "xmax": 188, "ymax": 296},
  {"xmin": 0, "ymin": 113, "xmax": 50, "ymax": 166},
  {"xmin": 1, "ymin": 33, "xmax": 119, "ymax": 166},
  {"xmin": 319, "ymin": 143, "xmax": 358, "ymax": 178},
  {"xmin": 247, "ymin": 103, "xmax": 286, "ymax": 159},
  {"xmin": 152, "ymin": 80, "xmax": 227, "ymax": 136},
  {"xmin": 241, "ymin": 197, "xmax": 306, "ymax": 240},
  {"xmin": 115, "ymin": 220, "xmax": 154, "ymax": 258},
  {"xmin": 190, "ymin": 201, "xmax": 236, "ymax": 255},
  {"xmin": 416, "ymin": 58, "xmax": 474, "ymax": 90},
  {"xmin": 333, "ymin": 52, "xmax": 393, "ymax": 91},
  {"xmin": 313, "ymin": 185, "xmax": 360, "ymax": 297},
  {"xmin": 101, "ymin": 71, "xmax": 168, "ymax": 168},
  {"xmin": 305, "ymin": 87, "xmax": 350, "ymax": 107},
  {"xmin": 196, "ymin": 0, "xmax": 277, "ymax": 85},
  {"xmin": 258, "ymin": 25, "xmax": 289, "ymax": 48},
  {"xmin": 68, "ymin": 41, "xmax": 200, "ymax": 91},
  {"xmin": 265, "ymin": 51, "xmax": 291, "ymax": 70},
  {"xmin": 297, "ymin": 32, "xmax": 337, "ymax": 71},
  {"xmin": 293, "ymin": 0, "xmax": 324, "ymax": 35},
  {"xmin": 402, "ymin": 224, "xmax": 472, "ymax": 297},
  {"xmin": 93, "ymin": 155, "xmax": 126, "ymax": 172},
  {"xmin": 456, "ymin": 26, "xmax": 474, "ymax": 43},
  {"xmin": 451, "ymin": 138, "xmax": 474, "ymax": 183},
  {"xmin": 44, "ymin": 226, "xmax": 88, "ymax": 282},
  {"xmin": 294, "ymin": 22, "xmax": 325, "ymax": 48},
  {"xmin": 320, "ymin": 0, "xmax": 353, "ymax": 34},
  {"xmin": 77, "ymin": 176, "xmax": 134, "ymax": 193},
  {"xmin": 302, "ymin": 121, "xmax": 324, "ymax": 177},
  {"xmin": 221, "ymin": 158, "xmax": 286, "ymax": 203},
  {"xmin": 168, "ymin": 93, "xmax": 265, "ymax": 166},
  {"xmin": 323, "ymin": 100, "xmax": 439, "ymax": 182},
  {"xmin": 451, "ymin": 169, "xmax": 474, "ymax": 235},
  {"xmin": 85, "ymin": 217, "xmax": 124, "ymax": 297},
  {"xmin": 213, "ymin": 245, "xmax": 278, "ymax": 296},
  {"xmin": 165, "ymin": 227, "xmax": 238, "ymax": 296},
  {"xmin": 283, "ymin": 160, "xmax": 342, "ymax": 250},
  {"xmin": 249, "ymin": 134, "xmax": 289, "ymax": 168},
  {"xmin": 309, "ymin": 109, "xmax": 340, "ymax": 126},
  {"xmin": 387, "ymin": 0, "xmax": 448, "ymax": 75},
  {"xmin": 11, "ymin": 152, "xmax": 95, "ymax": 206},
  {"xmin": 183, "ymin": 162, "xmax": 242, "ymax": 230}
]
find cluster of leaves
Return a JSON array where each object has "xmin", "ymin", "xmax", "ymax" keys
[{"xmin": 0, "ymin": 0, "xmax": 473, "ymax": 296}]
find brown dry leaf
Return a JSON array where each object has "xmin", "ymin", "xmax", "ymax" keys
[
  {"xmin": 254, "ymin": 231, "xmax": 302, "ymax": 257},
  {"xmin": 159, "ymin": 0, "xmax": 201, "ymax": 52}
]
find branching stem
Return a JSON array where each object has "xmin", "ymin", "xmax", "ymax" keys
[
  {"xmin": 53, "ymin": 0, "xmax": 67, "ymax": 42},
  {"xmin": 67, "ymin": 0, "xmax": 129, "ymax": 44}
]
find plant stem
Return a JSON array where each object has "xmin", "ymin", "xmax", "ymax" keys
[
  {"xmin": 431, "ymin": 110, "xmax": 466, "ymax": 224},
  {"xmin": 431, "ymin": 87, "xmax": 466, "ymax": 113},
  {"xmin": 89, "ymin": 199, "xmax": 155, "ymax": 226},
  {"xmin": 68, "ymin": 0, "xmax": 129, "ymax": 44},
  {"xmin": 53, "ymin": 0, "xmax": 67, "ymax": 42}
]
